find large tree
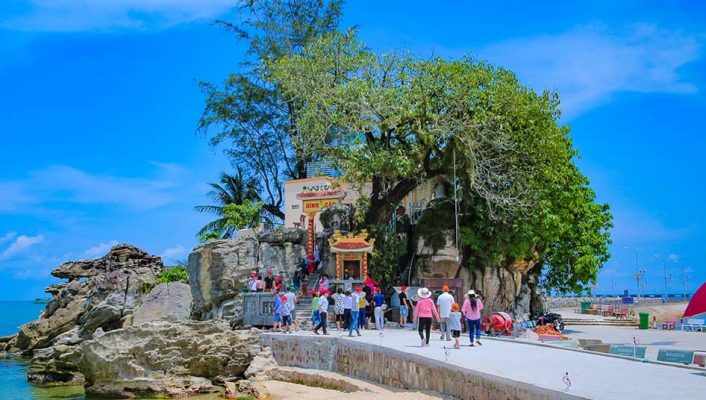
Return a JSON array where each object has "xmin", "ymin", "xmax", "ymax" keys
[
  {"xmin": 270, "ymin": 31, "xmax": 612, "ymax": 293},
  {"xmin": 198, "ymin": 0, "xmax": 343, "ymax": 221}
]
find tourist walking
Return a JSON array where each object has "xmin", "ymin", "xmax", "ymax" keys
[
  {"xmin": 414, "ymin": 288, "xmax": 440, "ymax": 347},
  {"xmin": 310, "ymin": 290, "xmax": 320, "ymax": 329},
  {"xmin": 320, "ymin": 274, "xmax": 330, "ymax": 293},
  {"xmin": 280, "ymin": 295, "xmax": 292, "ymax": 333},
  {"xmin": 273, "ymin": 291, "xmax": 282, "ymax": 331},
  {"xmin": 449, "ymin": 303, "xmax": 462, "ymax": 349},
  {"xmin": 399, "ymin": 286, "xmax": 410, "ymax": 328},
  {"xmin": 461, "ymin": 290, "xmax": 484, "ymax": 346},
  {"xmin": 437, "ymin": 285, "xmax": 454, "ymax": 340},
  {"xmin": 313, "ymin": 289, "xmax": 329, "ymax": 335},
  {"xmin": 285, "ymin": 287, "xmax": 298, "ymax": 331},
  {"xmin": 349, "ymin": 288, "xmax": 362, "ymax": 337},
  {"xmin": 357, "ymin": 288, "xmax": 368, "ymax": 330},
  {"xmin": 343, "ymin": 290, "xmax": 353, "ymax": 330},
  {"xmin": 373, "ymin": 288, "xmax": 386, "ymax": 331},
  {"xmin": 333, "ymin": 287, "xmax": 345, "ymax": 331}
]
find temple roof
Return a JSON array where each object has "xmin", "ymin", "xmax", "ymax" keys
[{"xmin": 328, "ymin": 230, "xmax": 375, "ymax": 253}]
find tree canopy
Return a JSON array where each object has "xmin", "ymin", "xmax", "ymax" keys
[{"xmin": 270, "ymin": 31, "xmax": 612, "ymax": 293}]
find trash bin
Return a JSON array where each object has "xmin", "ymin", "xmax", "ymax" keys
[
  {"xmin": 580, "ymin": 301, "xmax": 591, "ymax": 314},
  {"xmin": 639, "ymin": 312, "xmax": 649, "ymax": 329}
]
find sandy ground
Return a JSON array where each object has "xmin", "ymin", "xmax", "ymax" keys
[
  {"xmin": 263, "ymin": 371, "xmax": 447, "ymax": 400},
  {"xmin": 556, "ymin": 302, "xmax": 688, "ymax": 322}
]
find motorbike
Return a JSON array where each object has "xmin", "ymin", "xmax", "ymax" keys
[{"xmin": 535, "ymin": 313, "xmax": 565, "ymax": 332}]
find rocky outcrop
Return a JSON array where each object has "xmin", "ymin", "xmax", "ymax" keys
[
  {"xmin": 131, "ymin": 282, "xmax": 192, "ymax": 325},
  {"xmin": 415, "ymin": 229, "xmax": 461, "ymax": 279},
  {"xmin": 69, "ymin": 320, "xmax": 260, "ymax": 398},
  {"xmin": 188, "ymin": 233, "xmax": 305, "ymax": 322},
  {"xmin": 11, "ymin": 245, "xmax": 163, "ymax": 356}
]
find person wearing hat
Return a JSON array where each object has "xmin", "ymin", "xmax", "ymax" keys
[
  {"xmin": 372, "ymin": 287, "xmax": 386, "ymax": 331},
  {"xmin": 437, "ymin": 285, "xmax": 455, "ymax": 340},
  {"xmin": 356, "ymin": 287, "xmax": 369, "ymax": 330},
  {"xmin": 264, "ymin": 269, "xmax": 275, "ymax": 292},
  {"xmin": 414, "ymin": 288, "xmax": 440, "ymax": 347},
  {"xmin": 461, "ymin": 290, "xmax": 484, "ymax": 346},
  {"xmin": 310, "ymin": 289, "xmax": 320, "ymax": 329},
  {"xmin": 280, "ymin": 294, "xmax": 292, "ymax": 333},
  {"xmin": 273, "ymin": 291, "xmax": 283, "ymax": 331},
  {"xmin": 449, "ymin": 303, "xmax": 463, "ymax": 349},
  {"xmin": 313, "ymin": 289, "xmax": 329, "ymax": 335}
]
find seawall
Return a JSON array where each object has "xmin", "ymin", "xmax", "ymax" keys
[{"xmin": 261, "ymin": 334, "xmax": 586, "ymax": 400}]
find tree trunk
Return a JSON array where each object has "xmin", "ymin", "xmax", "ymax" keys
[{"xmin": 365, "ymin": 177, "xmax": 419, "ymax": 227}]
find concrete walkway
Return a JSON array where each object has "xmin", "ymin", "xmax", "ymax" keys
[{"xmin": 283, "ymin": 327, "xmax": 705, "ymax": 400}]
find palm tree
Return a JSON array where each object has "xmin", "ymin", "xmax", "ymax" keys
[{"xmin": 195, "ymin": 168, "xmax": 260, "ymax": 239}]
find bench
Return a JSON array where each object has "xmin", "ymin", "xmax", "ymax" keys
[
  {"xmin": 657, "ymin": 349, "xmax": 695, "ymax": 365},
  {"xmin": 612, "ymin": 307, "xmax": 628, "ymax": 319},
  {"xmin": 682, "ymin": 318, "xmax": 705, "ymax": 332},
  {"xmin": 693, "ymin": 352, "xmax": 706, "ymax": 368},
  {"xmin": 661, "ymin": 318, "xmax": 676, "ymax": 330},
  {"xmin": 599, "ymin": 305, "xmax": 614, "ymax": 317}
]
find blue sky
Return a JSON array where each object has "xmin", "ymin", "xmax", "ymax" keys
[{"xmin": 1, "ymin": 1, "xmax": 704, "ymax": 300}]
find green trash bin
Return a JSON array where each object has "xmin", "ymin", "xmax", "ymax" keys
[
  {"xmin": 639, "ymin": 312, "xmax": 649, "ymax": 329},
  {"xmin": 580, "ymin": 301, "xmax": 591, "ymax": 314}
]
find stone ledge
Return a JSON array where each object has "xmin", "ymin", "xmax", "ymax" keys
[{"xmin": 261, "ymin": 333, "xmax": 588, "ymax": 400}]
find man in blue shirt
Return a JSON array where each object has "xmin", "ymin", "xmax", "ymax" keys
[{"xmin": 373, "ymin": 288, "xmax": 386, "ymax": 331}]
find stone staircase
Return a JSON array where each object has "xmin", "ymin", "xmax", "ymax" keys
[{"xmin": 293, "ymin": 273, "xmax": 322, "ymax": 330}]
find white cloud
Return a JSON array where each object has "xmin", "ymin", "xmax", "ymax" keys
[
  {"xmin": 160, "ymin": 244, "xmax": 187, "ymax": 264},
  {"xmin": 1, "ymin": 0, "xmax": 237, "ymax": 32},
  {"xmin": 0, "ymin": 234, "xmax": 45, "ymax": 259},
  {"xmin": 0, "ymin": 232, "xmax": 18, "ymax": 245},
  {"xmin": 81, "ymin": 240, "xmax": 119, "ymax": 259},
  {"xmin": 0, "ymin": 162, "xmax": 189, "ymax": 214},
  {"xmin": 480, "ymin": 24, "xmax": 701, "ymax": 117}
]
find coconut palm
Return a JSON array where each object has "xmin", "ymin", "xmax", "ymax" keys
[{"xmin": 195, "ymin": 168, "xmax": 260, "ymax": 239}]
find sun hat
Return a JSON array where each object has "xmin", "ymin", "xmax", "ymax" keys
[
  {"xmin": 442, "ymin": 285, "xmax": 449, "ymax": 292},
  {"xmin": 417, "ymin": 287, "xmax": 432, "ymax": 299},
  {"xmin": 355, "ymin": 287, "xmax": 363, "ymax": 292},
  {"xmin": 452, "ymin": 303, "xmax": 460, "ymax": 312},
  {"xmin": 281, "ymin": 295, "xmax": 288, "ymax": 302},
  {"xmin": 466, "ymin": 289, "xmax": 476, "ymax": 296},
  {"xmin": 401, "ymin": 285, "xmax": 408, "ymax": 292},
  {"xmin": 309, "ymin": 290, "xmax": 316, "ymax": 296}
]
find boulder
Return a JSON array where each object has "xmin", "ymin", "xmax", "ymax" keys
[
  {"xmin": 132, "ymin": 282, "xmax": 192, "ymax": 325},
  {"xmin": 319, "ymin": 203, "xmax": 352, "ymax": 231},
  {"xmin": 70, "ymin": 320, "xmax": 260, "ymax": 398},
  {"xmin": 259, "ymin": 241, "xmax": 306, "ymax": 275},
  {"xmin": 225, "ymin": 379, "xmax": 270, "ymax": 399},
  {"xmin": 78, "ymin": 304, "xmax": 122, "ymax": 339},
  {"xmin": 257, "ymin": 228, "xmax": 306, "ymax": 244},
  {"xmin": 188, "ymin": 239, "xmax": 259, "ymax": 320},
  {"xmin": 244, "ymin": 347, "xmax": 278, "ymax": 381}
]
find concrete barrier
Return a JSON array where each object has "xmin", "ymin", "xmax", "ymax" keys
[{"xmin": 262, "ymin": 334, "xmax": 587, "ymax": 400}]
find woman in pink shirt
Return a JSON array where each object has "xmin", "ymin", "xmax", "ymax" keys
[
  {"xmin": 461, "ymin": 290, "xmax": 484, "ymax": 346},
  {"xmin": 414, "ymin": 288, "xmax": 440, "ymax": 347}
]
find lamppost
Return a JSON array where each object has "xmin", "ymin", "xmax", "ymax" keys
[
  {"xmin": 625, "ymin": 247, "xmax": 640, "ymax": 298},
  {"xmin": 662, "ymin": 257, "xmax": 676, "ymax": 299},
  {"xmin": 683, "ymin": 270, "xmax": 691, "ymax": 299}
]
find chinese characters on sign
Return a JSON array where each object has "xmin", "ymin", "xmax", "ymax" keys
[
  {"xmin": 303, "ymin": 198, "xmax": 340, "ymax": 213},
  {"xmin": 302, "ymin": 184, "xmax": 333, "ymax": 192}
]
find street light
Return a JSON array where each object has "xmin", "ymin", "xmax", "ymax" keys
[
  {"xmin": 683, "ymin": 270, "xmax": 691, "ymax": 299},
  {"xmin": 660, "ymin": 256, "xmax": 677, "ymax": 299},
  {"xmin": 624, "ymin": 247, "xmax": 640, "ymax": 299}
]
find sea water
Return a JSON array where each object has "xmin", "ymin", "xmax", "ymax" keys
[
  {"xmin": 0, "ymin": 301, "xmax": 86, "ymax": 399},
  {"xmin": 0, "ymin": 301, "xmax": 224, "ymax": 400}
]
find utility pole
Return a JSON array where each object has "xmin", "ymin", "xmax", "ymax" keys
[{"xmin": 625, "ymin": 247, "xmax": 640, "ymax": 299}]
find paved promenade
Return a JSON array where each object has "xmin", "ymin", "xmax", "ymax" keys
[{"xmin": 283, "ymin": 327, "xmax": 705, "ymax": 399}]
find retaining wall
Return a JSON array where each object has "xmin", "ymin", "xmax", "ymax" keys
[{"xmin": 262, "ymin": 334, "xmax": 586, "ymax": 400}]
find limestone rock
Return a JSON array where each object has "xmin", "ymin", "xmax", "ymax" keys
[
  {"xmin": 132, "ymin": 282, "xmax": 192, "ymax": 325},
  {"xmin": 225, "ymin": 379, "xmax": 270, "ymax": 399},
  {"xmin": 244, "ymin": 347, "xmax": 278, "ymax": 380},
  {"xmin": 28, "ymin": 344, "xmax": 84, "ymax": 386},
  {"xmin": 257, "ymin": 228, "xmax": 306, "ymax": 244},
  {"xmin": 188, "ymin": 239, "xmax": 259, "ymax": 320},
  {"xmin": 14, "ymin": 244, "xmax": 163, "ymax": 354},
  {"xmin": 70, "ymin": 320, "xmax": 260, "ymax": 398},
  {"xmin": 415, "ymin": 229, "xmax": 460, "ymax": 279},
  {"xmin": 259, "ymin": 241, "xmax": 306, "ymax": 275}
]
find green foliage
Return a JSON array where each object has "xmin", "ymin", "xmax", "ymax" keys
[
  {"xmin": 199, "ymin": 0, "xmax": 343, "ymax": 223},
  {"xmin": 271, "ymin": 29, "xmax": 612, "ymax": 293},
  {"xmin": 195, "ymin": 169, "xmax": 261, "ymax": 239},
  {"xmin": 368, "ymin": 225, "xmax": 407, "ymax": 285},
  {"xmin": 223, "ymin": 200, "xmax": 264, "ymax": 231},
  {"xmin": 199, "ymin": 231, "xmax": 221, "ymax": 243},
  {"xmin": 156, "ymin": 265, "xmax": 189, "ymax": 285},
  {"xmin": 414, "ymin": 200, "xmax": 456, "ymax": 252}
]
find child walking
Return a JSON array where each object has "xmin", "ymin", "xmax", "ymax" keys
[{"xmin": 449, "ymin": 303, "xmax": 463, "ymax": 349}]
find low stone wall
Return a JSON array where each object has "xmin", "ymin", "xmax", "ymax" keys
[
  {"xmin": 546, "ymin": 297, "xmax": 676, "ymax": 310},
  {"xmin": 262, "ymin": 334, "xmax": 586, "ymax": 400}
]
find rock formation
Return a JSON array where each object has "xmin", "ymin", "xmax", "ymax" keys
[
  {"xmin": 69, "ymin": 320, "xmax": 261, "ymax": 398},
  {"xmin": 188, "ymin": 228, "xmax": 305, "ymax": 323},
  {"xmin": 131, "ymin": 282, "xmax": 192, "ymax": 325}
]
